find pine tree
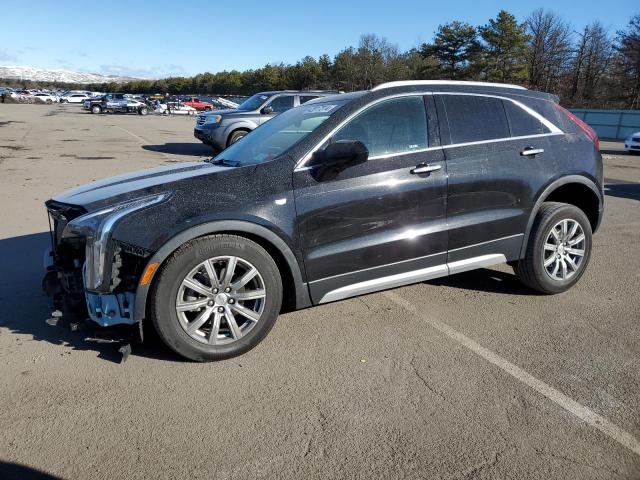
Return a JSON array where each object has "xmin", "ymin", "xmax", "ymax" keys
[
  {"xmin": 422, "ymin": 21, "xmax": 480, "ymax": 79},
  {"xmin": 479, "ymin": 10, "xmax": 529, "ymax": 83}
]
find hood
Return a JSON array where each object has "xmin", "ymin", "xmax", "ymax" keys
[
  {"xmin": 51, "ymin": 161, "xmax": 234, "ymax": 211},
  {"xmin": 200, "ymin": 108, "xmax": 249, "ymax": 117}
]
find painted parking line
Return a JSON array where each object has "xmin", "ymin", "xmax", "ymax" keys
[{"xmin": 382, "ymin": 290, "xmax": 640, "ymax": 457}]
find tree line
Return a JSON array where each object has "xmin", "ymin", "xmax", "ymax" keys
[{"xmin": 3, "ymin": 10, "xmax": 640, "ymax": 109}]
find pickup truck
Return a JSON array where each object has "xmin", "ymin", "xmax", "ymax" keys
[
  {"xmin": 87, "ymin": 93, "xmax": 149, "ymax": 115},
  {"xmin": 182, "ymin": 97, "xmax": 213, "ymax": 111}
]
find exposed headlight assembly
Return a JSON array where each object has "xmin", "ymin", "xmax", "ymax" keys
[
  {"xmin": 62, "ymin": 193, "xmax": 169, "ymax": 292},
  {"xmin": 205, "ymin": 114, "xmax": 222, "ymax": 124}
]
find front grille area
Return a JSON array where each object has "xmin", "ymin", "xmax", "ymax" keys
[
  {"xmin": 45, "ymin": 200, "xmax": 87, "ymax": 247},
  {"xmin": 197, "ymin": 115, "xmax": 206, "ymax": 125}
]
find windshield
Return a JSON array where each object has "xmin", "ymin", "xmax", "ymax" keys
[
  {"xmin": 237, "ymin": 93, "xmax": 273, "ymax": 111},
  {"xmin": 212, "ymin": 100, "xmax": 347, "ymax": 166}
]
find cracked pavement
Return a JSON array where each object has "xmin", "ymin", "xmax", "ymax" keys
[{"xmin": 0, "ymin": 106, "xmax": 639, "ymax": 479}]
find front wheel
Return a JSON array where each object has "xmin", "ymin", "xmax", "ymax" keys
[
  {"xmin": 514, "ymin": 202, "xmax": 592, "ymax": 294},
  {"xmin": 91, "ymin": 105, "xmax": 101, "ymax": 114},
  {"xmin": 138, "ymin": 107, "xmax": 148, "ymax": 115},
  {"xmin": 149, "ymin": 235, "xmax": 283, "ymax": 361},
  {"xmin": 228, "ymin": 129, "xmax": 248, "ymax": 146}
]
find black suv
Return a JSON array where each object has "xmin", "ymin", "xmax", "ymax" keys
[{"xmin": 44, "ymin": 80, "xmax": 603, "ymax": 361}]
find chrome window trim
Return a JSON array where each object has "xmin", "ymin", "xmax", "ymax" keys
[
  {"xmin": 294, "ymin": 92, "xmax": 429, "ymax": 171},
  {"xmin": 293, "ymin": 91, "xmax": 563, "ymax": 171},
  {"xmin": 434, "ymin": 91, "xmax": 563, "ymax": 135},
  {"xmin": 441, "ymin": 132, "xmax": 563, "ymax": 150}
]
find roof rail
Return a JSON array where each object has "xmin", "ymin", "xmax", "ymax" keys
[{"xmin": 372, "ymin": 80, "xmax": 527, "ymax": 91}]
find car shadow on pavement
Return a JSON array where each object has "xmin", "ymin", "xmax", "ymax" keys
[
  {"xmin": 143, "ymin": 143, "xmax": 215, "ymax": 157},
  {"xmin": 0, "ymin": 232, "xmax": 183, "ymax": 364},
  {"xmin": 0, "ymin": 461, "xmax": 64, "ymax": 480},
  {"xmin": 604, "ymin": 182, "xmax": 640, "ymax": 201},
  {"xmin": 427, "ymin": 268, "xmax": 539, "ymax": 296}
]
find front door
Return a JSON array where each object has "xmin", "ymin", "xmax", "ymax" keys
[{"xmin": 293, "ymin": 95, "xmax": 448, "ymax": 304}]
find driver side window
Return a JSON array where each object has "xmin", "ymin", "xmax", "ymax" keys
[{"xmin": 332, "ymin": 96, "xmax": 428, "ymax": 157}]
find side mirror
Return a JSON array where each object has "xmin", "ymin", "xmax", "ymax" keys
[
  {"xmin": 309, "ymin": 140, "xmax": 369, "ymax": 180},
  {"xmin": 261, "ymin": 105, "xmax": 274, "ymax": 115}
]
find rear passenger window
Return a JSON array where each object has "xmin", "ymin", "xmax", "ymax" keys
[
  {"xmin": 332, "ymin": 96, "xmax": 428, "ymax": 157},
  {"xmin": 300, "ymin": 96, "xmax": 319, "ymax": 104},
  {"xmin": 441, "ymin": 95, "xmax": 509, "ymax": 144},
  {"xmin": 503, "ymin": 100, "xmax": 550, "ymax": 137},
  {"xmin": 269, "ymin": 95, "xmax": 295, "ymax": 113}
]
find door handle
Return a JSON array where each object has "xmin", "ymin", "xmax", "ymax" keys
[
  {"xmin": 410, "ymin": 163, "xmax": 441, "ymax": 174},
  {"xmin": 521, "ymin": 147, "xmax": 544, "ymax": 156}
]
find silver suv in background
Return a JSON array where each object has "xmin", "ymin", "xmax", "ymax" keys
[{"xmin": 194, "ymin": 90, "xmax": 339, "ymax": 150}]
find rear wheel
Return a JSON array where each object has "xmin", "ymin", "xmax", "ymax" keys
[
  {"xmin": 138, "ymin": 106, "xmax": 148, "ymax": 115},
  {"xmin": 514, "ymin": 202, "xmax": 592, "ymax": 294},
  {"xmin": 150, "ymin": 235, "xmax": 283, "ymax": 361},
  {"xmin": 91, "ymin": 105, "xmax": 101, "ymax": 114}
]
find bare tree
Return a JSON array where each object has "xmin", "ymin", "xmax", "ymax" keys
[
  {"xmin": 526, "ymin": 9, "xmax": 573, "ymax": 92},
  {"xmin": 568, "ymin": 22, "xmax": 614, "ymax": 105},
  {"xmin": 614, "ymin": 14, "xmax": 640, "ymax": 108}
]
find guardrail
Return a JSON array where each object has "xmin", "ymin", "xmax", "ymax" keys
[{"xmin": 569, "ymin": 109, "xmax": 640, "ymax": 140}]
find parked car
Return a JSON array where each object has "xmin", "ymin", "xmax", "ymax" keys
[
  {"xmin": 194, "ymin": 90, "xmax": 339, "ymax": 150},
  {"xmin": 43, "ymin": 80, "xmax": 603, "ymax": 361},
  {"xmin": 624, "ymin": 131, "xmax": 640, "ymax": 154},
  {"xmin": 182, "ymin": 97, "xmax": 214, "ymax": 111},
  {"xmin": 60, "ymin": 93, "xmax": 91, "ymax": 103},
  {"xmin": 157, "ymin": 101, "xmax": 198, "ymax": 115},
  {"xmin": 32, "ymin": 93, "xmax": 60, "ymax": 103},
  {"xmin": 86, "ymin": 93, "xmax": 149, "ymax": 115}
]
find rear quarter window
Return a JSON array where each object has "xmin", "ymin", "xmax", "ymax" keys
[
  {"xmin": 503, "ymin": 100, "xmax": 550, "ymax": 136},
  {"xmin": 440, "ymin": 95, "xmax": 510, "ymax": 144}
]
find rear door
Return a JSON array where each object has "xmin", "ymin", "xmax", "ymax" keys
[
  {"xmin": 436, "ymin": 93, "xmax": 557, "ymax": 268},
  {"xmin": 294, "ymin": 95, "xmax": 448, "ymax": 304}
]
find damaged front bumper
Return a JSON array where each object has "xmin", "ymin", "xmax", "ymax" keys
[{"xmin": 43, "ymin": 194, "xmax": 167, "ymax": 330}]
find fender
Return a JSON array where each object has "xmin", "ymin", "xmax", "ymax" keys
[
  {"xmin": 519, "ymin": 175, "xmax": 603, "ymax": 258},
  {"xmin": 133, "ymin": 220, "xmax": 311, "ymax": 324}
]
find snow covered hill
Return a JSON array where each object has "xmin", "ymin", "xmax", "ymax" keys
[{"xmin": 0, "ymin": 65, "xmax": 144, "ymax": 84}]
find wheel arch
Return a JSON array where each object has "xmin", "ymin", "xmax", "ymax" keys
[
  {"xmin": 133, "ymin": 220, "xmax": 311, "ymax": 325},
  {"xmin": 226, "ymin": 127, "xmax": 251, "ymax": 147},
  {"xmin": 520, "ymin": 175, "xmax": 603, "ymax": 258}
]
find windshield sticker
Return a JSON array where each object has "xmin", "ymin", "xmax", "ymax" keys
[
  {"xmin": 260, "ymin": 95, "xmax": 268, "ymax": 100},
  {"xmin": 303, "ymin": 104, "xmax": 338, "ymax": 114}
]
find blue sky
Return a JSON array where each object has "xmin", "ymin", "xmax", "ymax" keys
[{"xmin": 0, "ymin": 0, "xmax": 637, "ymax": 78}]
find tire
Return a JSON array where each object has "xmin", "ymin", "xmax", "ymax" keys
[
  {"xmin": 46, "ymin": 99, "xmax": 52, "ymax": 104},
  {"xmin": 514, "ymin": 202, "xmax": 592, "ymax": 294},
  {"xmin": 149, "ymin": 234, "xmax": 283, "ymax": 361},
  {"xmin": 138, "ymin": 107, "xmax": 148, "ymax": 115},
  {"xmin": 91, "ymin": 105, "xmax": 101, "ymax": 114},
  {"xmin": 228, "ymin": 129, "xmax": 249, "ymax": 146}
]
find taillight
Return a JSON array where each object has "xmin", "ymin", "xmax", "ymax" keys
[{"xmin": 555, "ymin": 104, "xmax": 599, "ymax": 151}]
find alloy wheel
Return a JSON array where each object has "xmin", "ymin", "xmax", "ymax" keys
[
  {"xmin": 175, "ymin": 256, "xmax": 266, "ymax": 345},
  {"xmin": 542, "ymin": 219, "xmax": 586, "ymax": 281}
]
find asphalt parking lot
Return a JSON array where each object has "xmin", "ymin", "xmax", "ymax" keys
[{"xmin": 0, "ymin": 103, "xmax": 639, "ymax": 479}]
